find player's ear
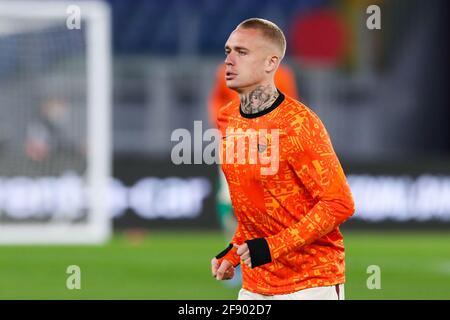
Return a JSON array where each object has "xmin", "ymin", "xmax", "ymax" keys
[{"xmin": 265, "ymin": 55, "xmax": 279, "ymax": 73}]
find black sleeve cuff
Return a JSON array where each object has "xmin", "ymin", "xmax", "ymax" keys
[
  {"xmin": 215, "ymin": 243, "xmax": 233, "ymax": 259},
  {"xmin": 246, "ymin": 238, "xmax": 272, "ymax": 268}
]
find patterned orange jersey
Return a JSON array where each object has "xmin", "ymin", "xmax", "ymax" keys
[{"xmin": 216, "ymin": 91, "xmax": 355, "ymax": 295}]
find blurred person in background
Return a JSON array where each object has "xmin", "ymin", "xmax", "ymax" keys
[
  {"xmin": 25, "ymin": 97, "xmax": 86, "ymax": 163},
  {"xmin": 210, "ymin": 18, "xmax": 355, "ymax": 300}
]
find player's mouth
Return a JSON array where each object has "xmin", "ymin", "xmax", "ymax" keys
[{"xmin": 225, "ymin": 72, "xmax": 237, "ymax": 80}]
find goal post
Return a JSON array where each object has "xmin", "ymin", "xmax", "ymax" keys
[{"xmin": 0, "ymin": 1, "xmax": 112, "ymax": 244}]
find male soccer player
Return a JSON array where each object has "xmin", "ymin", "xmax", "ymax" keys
[
  {"xmin": 208, "ymin": 62, "xmax": 299, "ymax": 239},
  {"xmin": 208, "ymin": 62, "xmax": 299, "ymax": 288},
  {"xmin": 210, "ymin": 18, "xmax": 355, "ymax": 300}
]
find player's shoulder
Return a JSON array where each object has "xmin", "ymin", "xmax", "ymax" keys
[
  {"xmin": 280, "ymin": 94, "xmax": 326, "ymax": 134},
  {"xmin": 217, "ymin": 98, "xmax": 239, "ymax": 121},
  {"xmin": 216, "ymin": 98, "xmax": 240, "ymax": 132}
]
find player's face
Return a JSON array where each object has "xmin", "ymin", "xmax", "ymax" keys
[{"xmin": 224, "ymin": 28, "xmax": 270, "ymax": 92}]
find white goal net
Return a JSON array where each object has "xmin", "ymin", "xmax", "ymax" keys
[{"xmin": 0, "ymin": 1, "xmax": 112, "ymax": 243}]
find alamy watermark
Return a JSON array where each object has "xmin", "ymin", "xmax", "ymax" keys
[
  {"xmin": 366, "ymin": 5, "xmax": 381, "ymax": 30},
  {"xmin": 171, "ymin": 121, "xmax": 279, "ymax": 175},
  {"xmin": 66, "ymin": 5, "xmax": 81, "ymax": 30},
  {"xmin": 366, "ymin": 265, "xmax": 381, "ymax": 290},
  {"xmin": 66, "ymin": 265, "xmax": 81, "ymax": 290}
]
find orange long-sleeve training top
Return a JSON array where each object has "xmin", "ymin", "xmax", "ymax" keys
[{"xmin": 215, "ymin": 91, "xmax": 355, "ymax": 295}]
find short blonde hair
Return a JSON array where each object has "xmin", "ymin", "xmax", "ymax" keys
[{"xmin": 237, "ymin": 18, "xmax": 286, "ymax": 59}]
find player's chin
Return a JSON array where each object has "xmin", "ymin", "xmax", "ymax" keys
[{"xmin": 225, "ymin": 80, "xmax": 240, "ymax": 90}]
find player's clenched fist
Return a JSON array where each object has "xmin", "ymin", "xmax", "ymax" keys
[
  {"xmin": 234, "ymin": 243, "xmax": 251, "ymax": 268},
  {"xmin": 211, "ymin": 257, "xmax": 235, "ymax": 280}
]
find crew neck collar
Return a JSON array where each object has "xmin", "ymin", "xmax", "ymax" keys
[{"xmin": 239, "ymin": 89, "xmax": 285, "ymax": 119}]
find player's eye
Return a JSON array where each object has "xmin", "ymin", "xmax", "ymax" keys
[{"xmin": 238, "ymin": 51, "xmax": 246, "ymax": 56}]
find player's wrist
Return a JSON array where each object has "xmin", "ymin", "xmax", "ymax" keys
[
  {"xmin": 215, "ymin": 243, "xmax": 233, "ymax": 259},
  {"xmin": 245, "ymin": 238, "xmax": 272, "ymax": 268},
  {"xmin": 215, "ymin": 243, "xmax": 240, "ymax": 267}
]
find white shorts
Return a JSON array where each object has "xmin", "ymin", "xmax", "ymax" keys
[{"xmin": 238, "ymin": 284, "xmax": 345, "ymax": 300}]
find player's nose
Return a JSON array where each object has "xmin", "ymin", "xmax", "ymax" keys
[{"xmin": 224, "ymin": 52, "xmax": 234, "ymax": 65}]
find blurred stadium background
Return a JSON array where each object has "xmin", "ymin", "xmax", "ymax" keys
[{"xmin": 0, "ymin": 0, "xmax": 449, "ymax": 299}]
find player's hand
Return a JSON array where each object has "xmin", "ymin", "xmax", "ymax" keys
[
  {"xmin": 211, "ymin": 257, "xmax": 235, "ymax": 280},
  {"xmin": 234, "ymin": 243, "xmax": 251, "ymax": 268}
]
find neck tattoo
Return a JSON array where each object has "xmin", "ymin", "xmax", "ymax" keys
[{"xmin": 240, "ymin": 85, "xmax": 279, "ymax": 115}]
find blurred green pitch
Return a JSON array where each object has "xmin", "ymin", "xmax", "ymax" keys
[{"xmin": 0, "ymin": 230, "xmax": 449, "ymax": 299}]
